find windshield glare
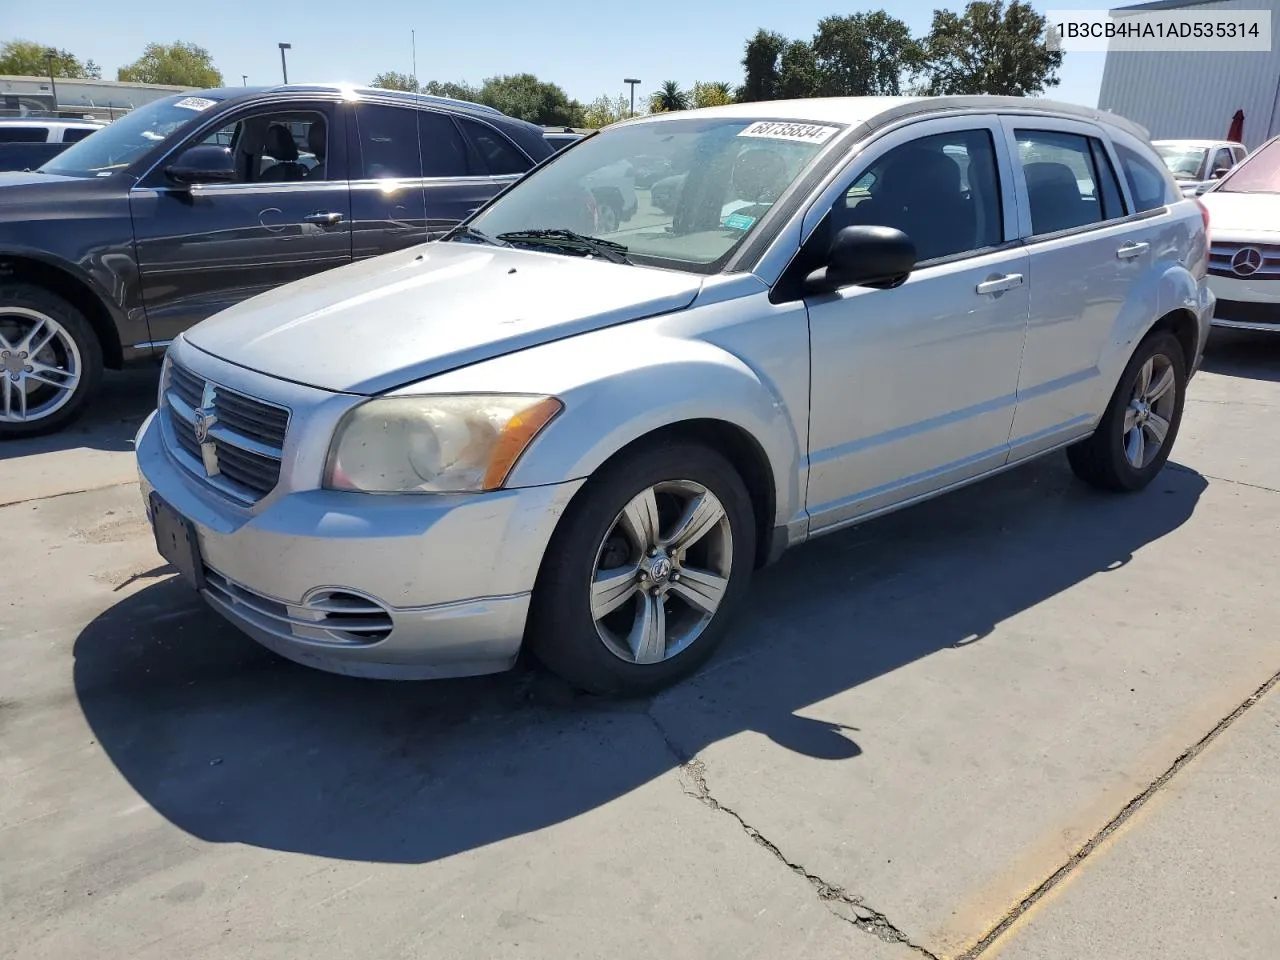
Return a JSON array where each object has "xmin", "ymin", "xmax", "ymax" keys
[
  {"xmin": 468, "ymin": 117, "xmax": 842, "ymax": 272},
  {"xmin": 1154, "ymin": 145, "xmax": 1207, "ymax": 180},
  {"xmin": 1216, "ymin": 139, "xmax": 1280, "ymax": 193},
  {"xmin": 40, "ymin": 93, "xmax": 222, "ymax": 177}
]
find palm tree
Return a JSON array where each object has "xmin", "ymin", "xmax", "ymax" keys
[{"xmin": 649, "ymin": 80, "xmax": 690, "ymax": 113}]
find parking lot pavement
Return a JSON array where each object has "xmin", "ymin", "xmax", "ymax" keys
[{"xmin": 2, "ymin": 334, "xmax": 1278, "ymax": 960}]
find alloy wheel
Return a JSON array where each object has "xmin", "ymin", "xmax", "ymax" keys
[
  {"xmin": 0, "ymin": 307, "xmax": 82, "ymax": 424},
  {"xmin": 1122, "ymin": 353, "xmax": 1177, "ymax": 469}
]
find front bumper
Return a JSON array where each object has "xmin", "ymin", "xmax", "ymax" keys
[
  {"xmin": 136, "ymin": 408, "xmax": 584, "ymax": 680},
  {"xmin": 1207, "ymin": 273, "xmax": 1280, "ymax": 332}
]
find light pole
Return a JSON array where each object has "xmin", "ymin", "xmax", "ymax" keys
[
  {"xmin": 45, "ymin": 50, "xmax": 59, "ymax": 116},
  {"xmin": 242, "ymin": 74, "xmax": 248, "ymax": 86},
  {"xmin": 411, "ymin": 30, "xmax": 417, "ymax": 89},
  {"xmin": 624, "ymin": 78, "xmax": 640, "ymax": 117},
  {"xmin": 278, "ymin": 43, "xmax": 291, "ymax": 84}
]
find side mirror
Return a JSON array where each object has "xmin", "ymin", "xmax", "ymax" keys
[
  {"xmin": 1211, "ymin": 166, "xmax": 1231, "ymax": 179},
  {"xmin": 165, "ymin": 144, "xmax": 236, "ymax": 186},
  {"xmin": 807, "ymin": 225, "xmax": 916, "ymax": 293}
]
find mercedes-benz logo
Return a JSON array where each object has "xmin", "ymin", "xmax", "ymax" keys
[{"xmin": 1231, "ymin": 246, "xmax": 1264, "ymax": 277}]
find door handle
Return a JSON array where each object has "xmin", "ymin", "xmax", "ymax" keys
[
  {"xmin": 303, "ymin": 211, "xmax": 344, "ymax": 225},
  {"xmin": 1116, "ymin": 241, "xmax": 1149, "ymax": 260},
  {"xmin": 975, "ymin": 273, "xmax": 1024, "ymax": 295}
]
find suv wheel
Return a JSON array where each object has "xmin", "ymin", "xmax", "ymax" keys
[
  {"xmin": 0, "ymin": 284, "xmax": 103, "ymax": 440},
  {"xmin": 528, "ymin": 441, "xmax": 756, "ymax": 697},
  {"xmin": 1067, "ymin": 329, "xmax": 1186, "ymax": 492}
]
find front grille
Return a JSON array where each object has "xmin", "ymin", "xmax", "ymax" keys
[
  {"xmin": 1214, "ymin": 299, "xmax": 1280, "ymax": 326},
  {"xmin": 161, "ymin": 359, "xmax": 291, "ymax": 504},
  {"xmin": 1208, "ymin": 241, "xmax": 1280, "ymax": 280},
  {"xmin": 203, "ymin": 567, "xmax": 393, "ymax": 646}
]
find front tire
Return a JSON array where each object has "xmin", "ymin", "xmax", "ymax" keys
[
  {"xmin": 1067, "ymin": 329, "xmax": 1186, "ymax": 492},
  {"xmin": 528, "ymin": 441, "xmax": 756, "ymax": 697},
  {"xmin": 0, "ymin": 284, "xmax": 103, "ymax": 440}
]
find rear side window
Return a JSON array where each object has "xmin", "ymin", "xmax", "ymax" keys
[
  {"xmin": 1015, "ymin": 130, "xmax": 1106, "ymax": 235},
  {"xmin": 455, "ymin": 117, "xmax": 530, "ymax": 175},
  {"xmin": 415, "ymin": 111, "xmax": 472, "ymax": 178},
  {"xmin": 1113, "ymin": 143, "xmax": 1173, "ymax": 212},
  {"xmin": 0, "ymin": 126, "xmax": 47, "ymax": 143},
  {"xmin": 61, "ymin": 127, "xmax": 97, "ymax": 143},
  {"xmin": 352, "ymin": 104, "xmax": 423, "ymax": 180}
]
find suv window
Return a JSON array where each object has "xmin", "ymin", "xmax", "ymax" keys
[
  {"xmin": 1211, "ymin": 147, "xmax": 1234, "ymax": 175},
  {"xmin": 1113, "ymin": 142, "xmax": 1173, "ymax": 212},
  {"xmin": 353, "ymin": 104, "xmax": 423, "ymax": 180},
  {"xmin": 415, "ymin": 111, "xmax": 472, "ymax": 178},
  {"xmin": 831, "ymin": 129, "xmax": 1003, "ymax": 262},
  {"xmin": 455, "ymin": 117, "xmax": 529, "ymax": 175},
  {"xmin": 0, "ymin": 126, "xmax": 47, "ymax": 143},
  {"xmin": 200, "ymin": 110, "xmax": 327, "ymax": 183},
  {"xmin": 1016, "ymin": 130, "xmax": 1114, "ymax": 235},
  {"xmin": 61, "ymin": 127, "xmax": 98, "ymax": 143}
]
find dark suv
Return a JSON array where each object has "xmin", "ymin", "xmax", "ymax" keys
[{"xmin": 0, "ymin": 84, "xmax": 553, "ymax": 438}]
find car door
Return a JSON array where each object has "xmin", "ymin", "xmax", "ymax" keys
[
  {"xmin": 424, "ymin": 114, "xmax": 532, "ymax": 238},
  {"xmin": 347, "ymin": 101, "xmax": 430, "ymax": 259},
  {"xmin": 130, "ymin": 100, "xmax": 351, "ymax": 345},
  {"xmin": 1000, "ymin": 118, "xmax": 1149, "ymax": 457},
  {"xmin": 802, "ymin": 116, "xmax": 1030, "ymax": 531}
]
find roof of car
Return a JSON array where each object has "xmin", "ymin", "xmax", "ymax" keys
[
  {"xmin": 1153, "ymin": 139, "xmax": 1242, "ymax": 148},
  {"xmin": 0, "ymin": 117, "xmax": 104, "ymax": 127},
  {"xmin": 188, "ymin": 83, "xmax": 507, "ymax": 118},
  {"xmin": 618, "ymin": 95, "xmax": 1151, "ymax": 141}
]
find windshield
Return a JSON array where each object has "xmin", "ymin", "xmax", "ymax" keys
[
  {"xmin": 1216, "ymin": 138, "xmax": 1280, "ymax": 194},
  {"xmin": 466, "ymin": 116, "xmax": 844, "ymax": 272},
  {"xmin": 1153, "ymin": 144, "xmax": 1208, "ymax": 180},
  {"xmin": 39, "ymin": 93, "xmax": 223, "ymax": 177}
]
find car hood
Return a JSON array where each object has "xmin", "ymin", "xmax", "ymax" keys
[
  {"xmin": 1199, "ymin": 191, "xmax": 1280, "ymax": 234},
  {"xmin": 184, "ymin": 241, "xmax": 705, "ymax": 395}
]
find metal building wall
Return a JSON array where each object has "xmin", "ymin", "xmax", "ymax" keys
[{"xmin": 1097, "ymin": 0, "xmax": 1280, "ymax": 149}]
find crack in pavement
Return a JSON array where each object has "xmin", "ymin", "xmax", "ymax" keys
[
  {"xmin": 957, "ymin": 664, "xmax": 1280, "ymax": 959},
  {"xmin": 0, "ymin": 480, "xmax": 135, "ymax": 510},
  {"xmin": 648, "ymin": 708, "xmax": 941, "ymax": 959},
  {"xmin": 1165, "ymin": 464, "xmax": 1280, "ymax": 496}
]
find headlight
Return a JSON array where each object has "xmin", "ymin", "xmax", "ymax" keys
[{"xmin": 324, "ymin": 394, "xmax": 563, "ymax": 494}]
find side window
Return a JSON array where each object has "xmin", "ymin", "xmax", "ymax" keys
[
  {"xmin": 830, "ymin": 128, "xmax": 1003, "ymax": 262},
  {"xmin": 1016, "ymin": 130, "xmax": 1106, "ymax": 235},
  {"xmin": 1088, "ymin": 139, "xmax": 1126, "ymax": 220},
  {"xmin": 61, "ymin": 127, "xmax": 97, "ymax": 143},
  {"xmin": 194, "ymin": 110, "xmax": 328, "ymax": 183},
  {"xmin": 415, "ymin": 111, "xmax": 472, "ymax": 178},
  {"xmin": 1232, "ymin": 146, "xmax": 1247, "ymax": 164},
  {"xmin": 1113, "ymin": 142, "xmax": 1173, "ymax": 213},
  {"xmin": 454, "ymin": 117, "xmax": 530, "ymax": 175},
  {"xmin": 352, "ymin": 104, "xmax": 423, "ymax": 180},
  {"xmin": 1211, "ymin": 148, "xmax": 1234, "ymax": 175},
  {"xmin": 0, "ymin": 126, "xmax": 48, "ymax": 143}
]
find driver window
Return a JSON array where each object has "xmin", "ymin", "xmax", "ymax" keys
[
  {"xmin": 197, "ymin": 110, "xmax": 328, "ymax": 183},
  {"xmin": 830, "ymin": 129, "xmax": 1003, "ymax": 262},
  {"xmin": 1211, "ymin": 148, "xmax": 1233, "ymax": 174}
]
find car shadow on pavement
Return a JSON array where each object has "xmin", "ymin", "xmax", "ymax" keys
[
  {"xmin": 73, "ymin": 455, "xmax": 1207, "ymax": 865},
  {"xmin": 0, "ymin": 368, "xmax": 158, "ymax": 459},
  {"xmin": 1200, "ymin": 330, "xmax": 1280, "ymax": 383}
]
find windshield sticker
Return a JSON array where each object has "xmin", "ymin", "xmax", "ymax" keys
[
  {"xmin": 173, "ymin": 96, "xmax": 217, "ymax": 112},
  {"xmin": 723, "ymin": 213, "xmax": 757, "ymax": 231},
  {"xmin": 738, "ymin": 121, "xmax": 839, "ymax": 144}
]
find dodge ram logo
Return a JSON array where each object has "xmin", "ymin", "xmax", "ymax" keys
[{"xmin": 1231, "ymin": 247, "xmax": 1263, "ymax": 277}]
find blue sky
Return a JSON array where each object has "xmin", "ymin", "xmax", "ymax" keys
[{"xmin": 9, "ymin": 0, "xmax": 1109, "ymax": 107}]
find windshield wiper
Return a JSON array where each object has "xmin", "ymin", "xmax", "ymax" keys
[
  {"xmin": 496, "ymin": 229, "xmax": 631, "ymax": 265},
  {"xmin": 441, "ymin": 224, "xmax": 508, "ymax": 247}
]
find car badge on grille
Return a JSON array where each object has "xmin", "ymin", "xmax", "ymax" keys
[
  {"xmin": 194, "ymin": 382, "xmax": 221, "ymax": 477},
  {"xmin": 1231, "ymin": 247, "xmax": 1263, "ymax": 278}
]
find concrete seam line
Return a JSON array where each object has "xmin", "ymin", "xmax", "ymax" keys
[
  {"xmin": 646, "ymin": 708, "xmax": 942, "ymax": 960},
  {"xmin": 958, "ymin": 665, "xmax": 1280, "ymax": 959},
  {"xmin": 0, "ymin": 480, "xmax": 135, "ymax": 509},
  {"xmin": 1165, "ymin": 463, "xmax": 1280, "ymax": 496}
]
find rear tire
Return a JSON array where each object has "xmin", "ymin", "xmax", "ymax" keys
[
  {"xmin": 528, "ymin": 441, "xmax": 756, "ymax": 697},
  {"xmin": 0, "ymin": 284, "xmax": 103, "ymax": 440},
  {"xmin": 1067, "ymin": 329, "xmax": 1186, "ymax": 492}
]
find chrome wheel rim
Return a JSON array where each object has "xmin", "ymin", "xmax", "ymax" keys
[
  {"xmin": 1122, "ymin": 353, "xmax": 1177, "ymax": 469},
  {"xmin": 0, "ymin": 307, "xmax": 82, "ymax": 424},
  {"xmin": 590, "ymin": 480, "xmax": 733, "ymax": 665}
]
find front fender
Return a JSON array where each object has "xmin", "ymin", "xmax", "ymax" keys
[{"xmin": 407, "ymin": 320, "xmax": 806, "ymax": 532}]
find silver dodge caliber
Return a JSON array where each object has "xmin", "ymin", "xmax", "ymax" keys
[{"xmin": 135, "ymin": 96, "xmax": 1215, "ymax": 697}]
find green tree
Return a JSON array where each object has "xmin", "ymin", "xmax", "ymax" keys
[
  {"xmin": 738, "ymin": 29, "xmax": 787, "ymax": 102},
  {"xmin": 691, "ymin": 81, "xmax": 734, "ymax": 108},
  {"xmin": 919, "ymin": 0, "xmax": 1063, "ymax": 95},
  {"xmin": 581, "ymin": 94, "xmax": 634, "ymax": 128},
  {"xmin": 474, "ymin": 73, "xmax": 582, "ymax": 126},
  {"xmin": 422, "ymin": 79, "xmax": 480, "ymax": 101},
  {"xmin": 811, "ymin": 12, "xmax": 920, "ymax": 97},
  {"xmin": 117, "ymin": 41, "xmax": 222, "ymax": 87},
  {"xmin": 649, "ymin": 80, "xmax": 689, "ymax": 113},
  {"xmin": 371, "ymin": 71, "xmax": 419, "ymax": 92},
  {"xmin": 0, "ymin": 39, "xmax": 100, "ymax": 79},
  {"xmin": 777, "ymin": 40, "xmax": 821, "ymax": 99}
]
